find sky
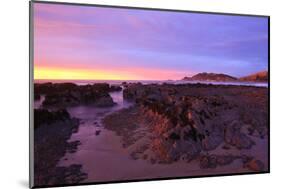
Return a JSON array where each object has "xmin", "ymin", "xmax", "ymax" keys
[{"xmin": 34, "ymin": 3, "xmax": 268, "ymax": 81}]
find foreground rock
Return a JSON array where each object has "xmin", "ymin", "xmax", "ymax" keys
[
  {"xmin": 34, "ymin": 108, "xmax": 87, "ymax": 186},
  {"xmin": 104, "ymin": 83, "xmax": 268, "ymax": 172},
  {"xmin": 34, "ymin": 109, "xmax": 71, "ymax": 129},
  {"xmin": 34, "ymin": 83, "xmax": 117, "ymax": 108}
]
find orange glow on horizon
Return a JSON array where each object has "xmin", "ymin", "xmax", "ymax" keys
[
  {"xmin": 34, "ymin": 66, "xmax": 136, "ymax": 80},
  {"xmin": 34, "ymin": 66, "xmax": 189, "ymax": 81}
]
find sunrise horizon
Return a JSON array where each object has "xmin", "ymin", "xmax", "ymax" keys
[{"xmin": 34, "ymin": 3, "xmax": 268, "ymax": 81}]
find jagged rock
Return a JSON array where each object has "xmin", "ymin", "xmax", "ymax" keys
[{"xmin": 104, "ymin": 83, "xmax": 268, "ymax": 168}]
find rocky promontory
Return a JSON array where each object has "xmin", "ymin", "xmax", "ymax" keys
[
  {"xmin": 182, "ymin": 72, "xmax": 237, "ymax": 82},
  {"xmin": 239, "ymin": 71, "xmax": 268, "ymax": 82},
  {"xmin": 182, "ymin": 71, "xmax": 268, "ymax": 83}
]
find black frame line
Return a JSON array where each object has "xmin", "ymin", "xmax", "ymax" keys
[
  {"xmin": 29, "ymin": 1, "xmax": 270, "ymax": 188},
  {"xmin": 32, "ymin": 0, "xmax": 269, "ymax": 18}
]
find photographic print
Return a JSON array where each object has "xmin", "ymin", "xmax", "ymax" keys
[{"xmin": 30, "ymin": 1, "xmax": 269, "ymax": 188}]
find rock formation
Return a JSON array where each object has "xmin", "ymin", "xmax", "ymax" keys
[
  {"xmin": 112, "ymin": 83, "xmax": 268, "ymax": 170},
  {"xmin": 34, "ymin": 83, "xmax": 118, "ymax": 107}
]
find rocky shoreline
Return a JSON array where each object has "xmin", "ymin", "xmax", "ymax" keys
[
  {"xmin": 33, "ymin": 82, "xmax": 124, "ymax": 186},
  {"xmin": 103, "ymin": 83, "xmax": 268, "ymax": 172},
  {"xmin": 33, "ymin": 82, "xmax": 125, "ymax": 186},
  {"xmin": 33, "ymin": 82, "xmax": 268, "ymax": 186}
]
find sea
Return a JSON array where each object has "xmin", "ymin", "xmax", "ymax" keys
[{"xmin": 34, "ymin": 79, "xmax": 268, "ymax": 88}]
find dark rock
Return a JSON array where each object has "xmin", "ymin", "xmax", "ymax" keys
[
  {"xmin": 34, "ymin": 108, "xmax": 86, "ymax": 186},
  {"xmin": 110, "ymin": 85, "xmax": 122, "ymax": 91},
  {"xmin": 222, "ymin": 144, "xmax": 231, "ymax": 150},
  {"xmin": 34, "ymin": 109, "xmax": 71, "ymax": 129},
  {"xmin": 35, "ymin": 82, "xmax": 116, "ymax": 108},
  {"xmin": 169, "ymin": 132, "xmax": 180, "ymax": 140},
  {"xmin": 93, "ymin": 95, "xmax": 116, "ymax": 107},
  {"xmin": 34, "ymin": 93, "xmax": 41, "ymax": 101}
]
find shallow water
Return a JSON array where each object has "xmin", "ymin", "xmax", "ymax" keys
[{"xmin": 57, "ymin": 90, "xmax": 143, "ymax": 181}]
